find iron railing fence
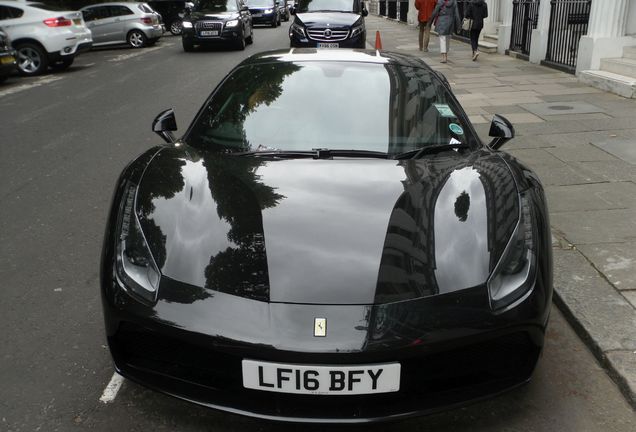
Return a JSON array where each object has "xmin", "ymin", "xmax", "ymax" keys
[
  {"xmin": 544, "ymin": 0, "xmax": 592, "ymax": 72},
  {"xmin": 509, "ymin": 0, "xmax": 541, "ymax": 56}
]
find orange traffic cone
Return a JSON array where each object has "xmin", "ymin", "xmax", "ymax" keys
[{"xmin": 375, "ymin": 31, "xmax": 382, "ymax": 50}]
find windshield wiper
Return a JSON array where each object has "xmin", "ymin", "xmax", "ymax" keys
[
  {"xmin": 232, "ymin": 150, "xmax": 316, "ymax": 158},
  {"xmin": 231, "ymin": 149, "xmax": 390, "ymax": 159},
  {"xmin": 393, "ymin": 143, "xmax": 469, "ymax": 160}
]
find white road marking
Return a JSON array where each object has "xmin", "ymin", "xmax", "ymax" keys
[
  {"xmin": 99, "ymin": 372, "xmax": 125, "ymax": 403},
  {"xmin": 0, "ymin": 76, "xmax": 63, "ymax": 98},
  {"xmin": 108, "ymin": 44, "xmax": 169, "ymax": 62}
]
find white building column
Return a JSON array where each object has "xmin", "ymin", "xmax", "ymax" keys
[
  {"xmin": 407, "ymin": 0, "xmax": 418, "ymax": 25},
  {"xmin": 497, "ymin": 0, "xmax": 513, "ymax": 54},
  {"xmin": 528, "ymin": 0, "xmax": 552, "ymax": 64},
  {"xmin": 483, "ymin": 0, "xmax": 501, "ymax": 36},
  {"xmin": 577, "ymin": 0, "xmax": 634, "ymax": 73}
]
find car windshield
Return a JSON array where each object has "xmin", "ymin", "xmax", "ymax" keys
[
  {"xmin": 246, "ymin": 0, "xmax": 274, "ymax": 7},
  {"xmin": 186, "ymin": 60, "xmax": 473, "ymax": 157},
  {"xmin": 296, "ymin": 0, "xmax": 356, "ymax": 13},
  {"xmin": 193, "ymin": 0, "xmax": 238, "ymax": 13}
]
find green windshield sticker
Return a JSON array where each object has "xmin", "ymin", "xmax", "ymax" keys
[
  {"xmin": 434, "ymin": 104, "xmax": 456, "ymax": 118},
  {"xmin": 449, "ymin": 123, "xmax": 464, "ymax": 135}
]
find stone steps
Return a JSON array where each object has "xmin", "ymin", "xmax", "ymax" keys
[
  {"xmin": 621, "ymin": 46, "xmax": 636, "ymax": 60},
  {"xmin": 579, "ymin": 44, "xmax": 636, "ymax": 99},
  {"xmin": 477, "ymin": 40, "xmax": 497, "ymax": 53},
  {"xmin": 579, "ymin": 69, "xmax": 636, "ymax": 99},
  {"xmin": 483, "ymin": 33, "xmax": 498, "ymax": 44},
  {"xmin": 600, "ymin": 57, "xmax": 636, "ymax": 77}
]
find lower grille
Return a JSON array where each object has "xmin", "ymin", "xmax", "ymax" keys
[
  {"xmin": 307, "ymin": 28, "xmax": 349, "ymax": 42},
  {"xmin": 195, "ymin": 21, "xmax": 223, "ymax": 36},
  {"xmin": 110, "ymin": 321, "xmax": 540, "ymax": 419}
]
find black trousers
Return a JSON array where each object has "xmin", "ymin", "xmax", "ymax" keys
[{"xmin": 470, "ymin": 28, "xmax": 482, "ymax": 52}]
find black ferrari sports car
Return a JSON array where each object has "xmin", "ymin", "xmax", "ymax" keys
[{"xmin": 101, "ymin": 49, "xmax": 552, "ymax": 423}]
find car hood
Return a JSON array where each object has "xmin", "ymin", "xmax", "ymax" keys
[
  {"xmin": 295, "ymin": 12, "xmax": 362, "ymax": 27},
  {"xmin": 136, "ymin": 148, "xmax": 519, "ymax": 305},
  {"xmin": 189, "ymin": 11, "xmax": 239, "ymax": 20}
]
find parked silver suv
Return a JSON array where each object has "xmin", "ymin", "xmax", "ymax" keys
[{"xmin": 81, "ymin": 2, "xmax": 163, "ymax": 48}]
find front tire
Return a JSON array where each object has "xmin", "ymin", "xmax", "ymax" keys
[
  {"xmin": 15, "ymin": 42, "xmax": 48, "ymax": 76},
  {"xmin": 246, "ymin": 25, "xmax": 253, "ymax": 44},
  {"xmin": 235, "ymin": 33, "xmax": 246, "ymax": 51},
  {"xmin": 182, "ymin": 38, "xmax": 194, "ymax": 52},
  {"xmin": 127, "ymin": 30, "xmax": 147, "ymax": 48}
]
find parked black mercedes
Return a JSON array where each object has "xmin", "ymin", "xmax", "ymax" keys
[
  {"xmin": 289, "ymin": 0, "xmax": 367, "ymax": 48},
  {"xmin": 101, "ymin": 49, "xmax": 552, "ymax": 423},
  {"xmin": 181, "ymin": 0, "xmax": 253, "ymax": 51}
]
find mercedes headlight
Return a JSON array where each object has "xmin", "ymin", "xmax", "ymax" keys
[
  {"xmin": 487, "ymin": 194, "xmax": 537, "ymax": 311},
  {"xmin": 350, "ymin": 24, "xmax": 364, "ymax": 38},
  {"xmin": 290, "ymin": 21, "xmax": 305, "ymax": 37},
  {"xmin": 225, "ymin": 19, "xmax": 239, "ymax": 27},
  {"xmin": 182, "ymin": 20, "xmax": 193, "ymax": 28},
  {"xmin": 115, "ymin": 182, "xmax": 160, "ymax": 303}
]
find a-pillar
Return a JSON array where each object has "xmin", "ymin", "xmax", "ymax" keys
[
  {"xmin": 528, "ymin": 0, "xmax": 552, "ymax": 64},
  {"xmin": 576, "ymin": 0, "xmax": 634, "ymax": 74}
]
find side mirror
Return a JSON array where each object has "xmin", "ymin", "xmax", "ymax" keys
[
  {"xmin": 241, "ymin": 5, "xmax": 248, "ymax": 11},
  {"xmin": 290, "ymin": 6, "xmax": 295, "ymax": 15},
  {"xmin": 152, "ymin": 109, "xmax": 178, "ymax": 144},
  {"xmin": 488, "ymin": 114, "xmax": 514, "ymax": 150},
  {"xmin": 362, "ymin": 6, "xmax": 368, "ymax": 17}
]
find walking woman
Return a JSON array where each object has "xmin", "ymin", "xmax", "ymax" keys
[
  {"xmin": 465, "ymin": 0, "xmax": 488, "ymax": 60},
  {"xmin": 414, "ymin": 0, "xmax": 436, "ymax": 52},
  {"xmin": 430, "ymin": 0, "xmax": 461, "ymax": 63}
]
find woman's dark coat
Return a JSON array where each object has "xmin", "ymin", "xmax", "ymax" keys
[{"xmin": 465, "ymin": 0, "xmax": 489, "ymax": 30}]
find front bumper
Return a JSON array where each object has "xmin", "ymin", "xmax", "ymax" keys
[
  {"xmin": 251, "ymin": 12, "xmax": 277, "ymax": 25},
  {"xmin": 102, "ymin": 274, "xmax": 550, "ymax": 422},
  {"xmin": 290, "ymin": 29, "xmax": 366, "ymax": 49},
  {"xmin": 182, "ymin": 27, "xmax": 242, "ymax": 46}
]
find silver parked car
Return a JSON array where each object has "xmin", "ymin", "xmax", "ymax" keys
[{"xmin": 80, "ymin": 2, "xmax": 163, "ymax": 48}]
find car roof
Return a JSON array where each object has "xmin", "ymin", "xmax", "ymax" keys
[{"xmin": 240, "ymin": 49, "xmax": 436, "ymax": 70}]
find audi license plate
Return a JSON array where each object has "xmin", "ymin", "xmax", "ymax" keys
[
  {"xmin": 0, "ymin": 56, "xmax": 15, "ymax": 65},
  {"xmin": 317, "ymin": 42, "xmax": 339, "ymax": 48},
  {"xmin": 200, "ymin": 30, "xmax": 219, "ymax": 36},
  {"xmin": 242, "ymin": 360, "xmax": 400, "ymax": 395}
]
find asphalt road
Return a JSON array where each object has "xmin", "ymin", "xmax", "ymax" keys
[{"xmin": 1, "ymin": 26, "xmax": 635, "ymax": 431}]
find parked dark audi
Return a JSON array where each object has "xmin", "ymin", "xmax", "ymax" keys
[
  {"xmin": 181, "ymin": 0, "xmax": 253, "ymax": 51},
  {"xmin": 102, "ymin": 49, "xmax": 552, "ymax": 423},
  {"xmin": 289, "ymin": 0, "xmax": 367, "ymax": 48}
]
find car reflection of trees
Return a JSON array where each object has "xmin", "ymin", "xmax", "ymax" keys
[
  {"xmin": 203, "ymin": 156, "xmax": 284, "ymax": 301},
  {"xmin": 140, "ymin": 60, "xmax": 297, "ymax": 304}
]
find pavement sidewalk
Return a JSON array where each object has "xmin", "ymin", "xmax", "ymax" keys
[{"xmin": 364, "ymin": 14, "xmax": 636, "ymax": 408}]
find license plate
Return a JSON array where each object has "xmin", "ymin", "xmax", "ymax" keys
[
  {"xmin": 317, "ymin": 42, "xmax": 339, "ymax": 48},
  {"xmin": 200, "ymin": 30, "xmax": 219, "ymax": 36},
  {"xmin": 73, "ymin": 18, "xmax": 82, "ymax": 25},
  {"xmin": 242, "ymin": 360, "xmax": 400, "ymax": 395},
  {"xmin": 0, "ymin": 56, "xmax": 15, "ymax": 65},
  {"xmin": 252, "ymin": 13, "xmax": 262, "ymax": 17}
]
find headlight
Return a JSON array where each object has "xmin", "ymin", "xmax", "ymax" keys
[
  {"xmin": 264, "ymin": 9, "xmax": 273, "ymax": 14},
  {"xmin": 487, "ymin": 194, "xmax": 537, "ymax": 311},
  {"xmin": 225, "ymin": 19, "xmax": 239, "ymax": 28},
  {"xmin": 182, "ymin": 20, "xmax": 193, "ymax": 28},
  {"xmin": 115, "ymin": 182, "xmax": 160, "ymax": 303},
  {"xmin": 290, "ymin": 21, "xmax": 305, "ymax": 37},
  {"xmin": 350, "ymin": 24, "xmax": 364, "ymax": 38}
]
